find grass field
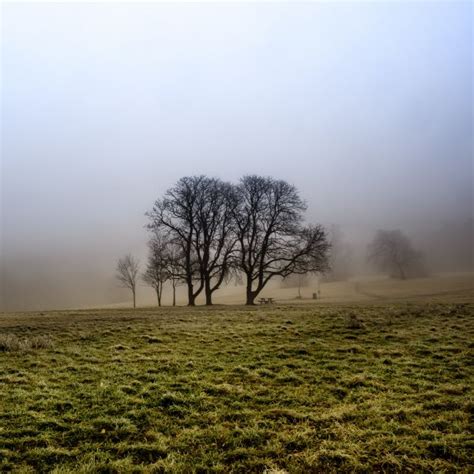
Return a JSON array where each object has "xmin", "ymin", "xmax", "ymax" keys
[{"xmin": 1, "ymin": 298, "xmax": 473, "ymax": 473}]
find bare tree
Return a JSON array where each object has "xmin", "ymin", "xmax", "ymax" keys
[
  {"xmin": 193, "ymin": 178, "xmax": 238, "ymax": 305},
  {"xmin": 162, "ymin": 239, "xmax": 184, "ymax": 306},
  {"xmin": 147, "ymin": 176, "xmax": 238, "ymax": 306},
  {"xmin": 142, "ymin": 235, "xmax": 169, "ymax": 307},
  {"xmin": 168, "ymin": 252, "xmax": 182, "ymax": 307},
  {"xmin": 233, "ymin": 175, "xmax": 330, "ymax": 305},
  {"xmin": 147, "ymin": 176, "xmax": 204, "ymax": 306},
  {"xmin": 367, "ymin": 229, "xmax": 425, "ymax": 279},
  {"xmin": 116, "ymin": 254, "xmax": 140, "ymax": 308}
]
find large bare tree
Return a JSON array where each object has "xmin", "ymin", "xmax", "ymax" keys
[
  {"xmin": 193, "ymin": 178, "xmax": 238, "ymax": 305},
  {"xmin": 147, "ymin": 176, "xmax": 237, "ymax": 306},
  {"xmin": 116, "ymin": 254, "xmax": 140, "ymax": 308},
  {"xmin": 233, "ymin": 175, "xmax": 330, "ymax": 305},
  {"xmin": 367, "ymin": 229, "xmax": 425, "ymax": 279},
  {"xmin": 147, "ymin": 176, "xmax": 205, "ymax": 306}
]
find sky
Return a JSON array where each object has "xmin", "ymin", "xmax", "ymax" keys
[{"xmin": 1, "ymin": 1, "xmax": 472, "ymax": 310}]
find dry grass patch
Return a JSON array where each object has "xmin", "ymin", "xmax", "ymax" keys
[{"xmin": 0, "ymin": 334, "xmax": 53, "ymax": 352}]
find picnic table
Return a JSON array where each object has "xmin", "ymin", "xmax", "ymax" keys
[{"xmin": 258, "ymin": 297, "xmax": 274, "ymax": 305}]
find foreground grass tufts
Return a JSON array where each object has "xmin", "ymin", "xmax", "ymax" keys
[{"xmin": 0, "ymin": 333, "xmax": 52, "ymax": 352}]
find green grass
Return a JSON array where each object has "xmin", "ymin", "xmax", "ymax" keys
[{"xmin": 0, "ymin": 303, "xmax": 473, "ymax": 472}]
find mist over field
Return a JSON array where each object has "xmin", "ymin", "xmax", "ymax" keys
[{"xmin": 1, "ymin": 2, "xmax": 472, "ymax": 311}]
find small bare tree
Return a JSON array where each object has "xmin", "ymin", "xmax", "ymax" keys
[
  {"xmin": 166, "ymin": 242, "xmax": 184, "ymax": 306},
  {"xmin": 116, "ymin": 254, "xmax": 140, "ymax": 308},
  {"xmin": 142, "ymin": 236, "xmax": 169, "ymax": 307},
  {"xmin": 367, "ymin": 229, "xmax": 425, "ymax": 279}
]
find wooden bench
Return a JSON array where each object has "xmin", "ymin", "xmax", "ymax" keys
[{"xmin": 258, "ymin": 297, "xmax": 274, "ymax": 305}]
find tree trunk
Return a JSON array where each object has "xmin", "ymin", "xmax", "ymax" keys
[
  {"xmin": 205, "ymin": 278, "xmax": 213, "ymax": 305},
  {"xmin": 156, "ymin": 288, "xmax": 161, "ymax": 307},
  {"xmin": 246, "ymin": 291, "xmax": 256, "ymax": 305},
  {"xmin": 132, "ymin": 289, "xmax": 136, "ymax": 309},
  {"xmin": 172, "ymin": 283, "xmax": 176, "ymax": 307},
  {"xmin": 245, "ymin": 277, "xmax": 256, "ymax": 305},
  {"xmin": 187, "ymin": 279, "xmax": 195, "ymax": 306}
]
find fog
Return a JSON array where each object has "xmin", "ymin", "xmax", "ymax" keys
[{"xmin": 1, "ymin": 2, "xmax": 472, "ymax": 311}]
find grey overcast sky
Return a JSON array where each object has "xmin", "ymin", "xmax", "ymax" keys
[{"xmin": 1, "ymin": 1, "xmax": 472, "ymax": 309}]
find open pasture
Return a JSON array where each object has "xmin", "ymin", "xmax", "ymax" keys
[{"xmin": 1, "ymin": 301, "xmax": 473, "ymax": 473}]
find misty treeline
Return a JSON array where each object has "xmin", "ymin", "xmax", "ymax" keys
[
  {"xmin": 137, "ymin": 175, "xmax": 331, "ymax": 306},
  {"xmin": 114, "ymin": 175, "xmax": 471, "ymax": 309},
  {"xmin": 285, "ymin": 226, "xmax": 429, "ymax": 286}
]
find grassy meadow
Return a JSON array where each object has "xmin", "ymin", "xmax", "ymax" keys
[{"xmin": 0, "ymin": 301, "xmax": 473, "ymax": 473}]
